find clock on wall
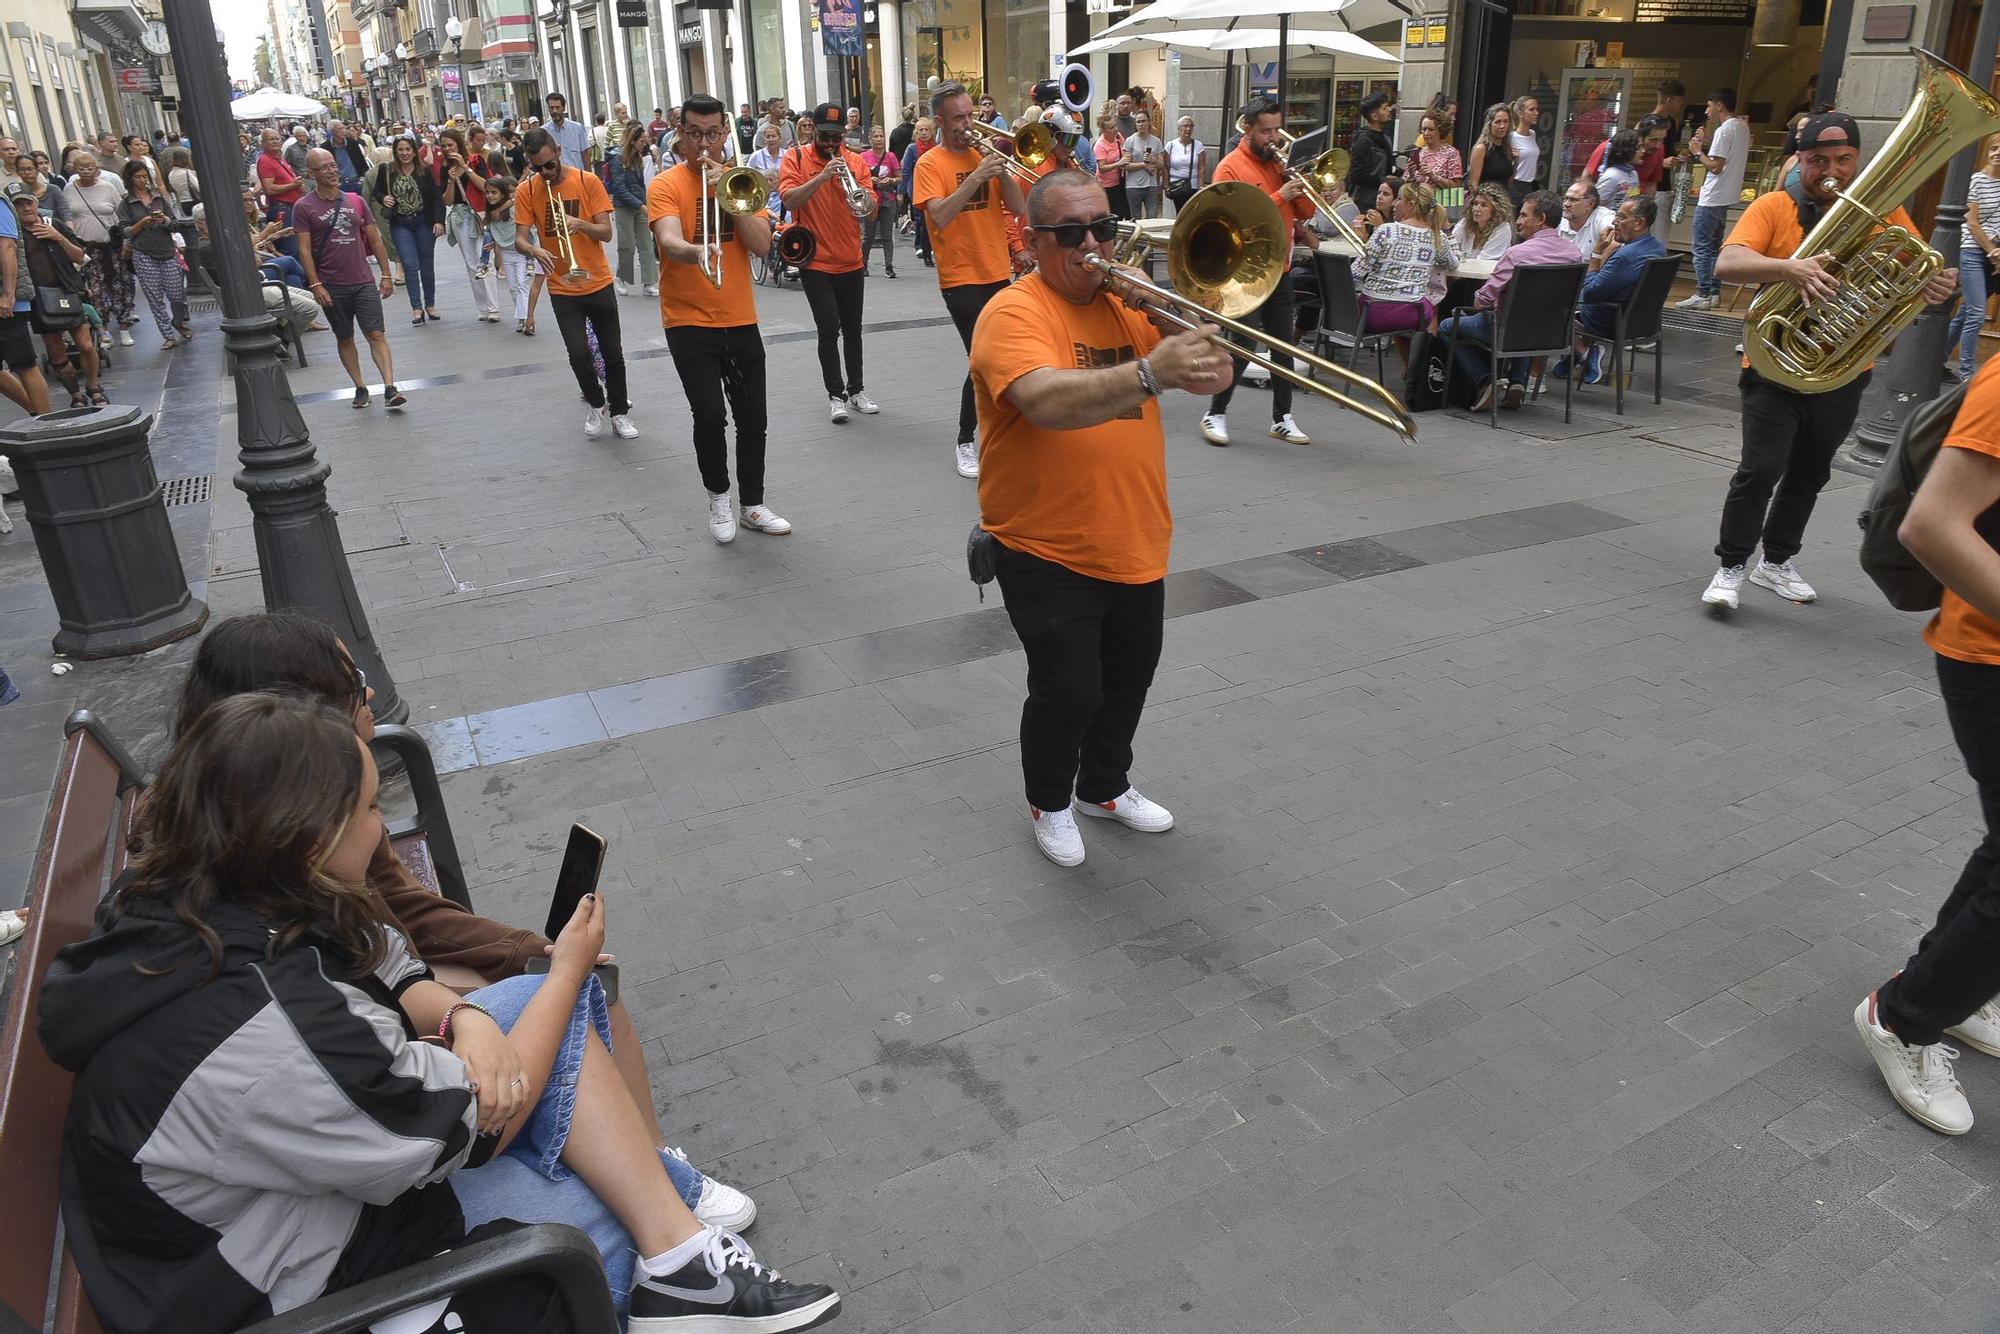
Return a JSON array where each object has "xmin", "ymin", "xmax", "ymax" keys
[{"xmin": 141, "ymin": 20, "xmax": 172, "ymax": 56}]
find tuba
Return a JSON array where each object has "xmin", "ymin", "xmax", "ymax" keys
[{"xmin": 1745, "ymin": 50, "xmax": 2000, "ymax": 393}]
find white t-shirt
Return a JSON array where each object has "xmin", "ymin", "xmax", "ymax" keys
[
  {"xmin": 1508, "ymin": 129, "xmax": 1540, "ymax": 185},
  {"xmin": 1450, "ymin": 217, "xmax": 1512, "ymax": 260},
  {"xmin": 1697, "ymin": 117, "xmax": 1749, "ymax": 208},
  {"xmin": 1559, "ymin": 204, "xmax": 1616, "ymax": 258}
]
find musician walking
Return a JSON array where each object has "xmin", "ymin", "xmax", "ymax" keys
[
  {"xmin": 972, "ymin": 169, "xmax": 1233, "ymax": 865},
  {"xmin": 1198, "ymin": 96, "xmax": 1321, "ymax": 448},
  {"xmin": 650, "ymin": 94, "xmax": 789, "ymax": 545},
  {"xmin": 514, "ymin": 127, "xmax": 637, "ymax": 439},
  {"xmin": 780, "ymin": 103, "xmax": 881, "ymax": 425},
  {"xmin": 914, "ymin": 80, "xmax": 1029, "ymax": 479},
  {"xmin": 1699, "ymin": 113, "xmax": 1955, "ymax": 614}
]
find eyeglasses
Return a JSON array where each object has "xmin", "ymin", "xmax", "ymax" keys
[
  {"xmin": 682, "ymin": 127, "xmax": 730, "ymax": 143},
  {"xmin": 1031, "ymin": 215, "xmax": 1118, "ymax": 248}
]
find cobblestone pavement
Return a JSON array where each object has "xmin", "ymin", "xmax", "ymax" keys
[{"xmin": 6, "ymin": 254, "xmax": 2000, "ymax": 1333}]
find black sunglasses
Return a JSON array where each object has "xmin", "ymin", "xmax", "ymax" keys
[
  {"xmin": 532, "ymin": 156, "xmax": 563, "ymax": 173},
  {"xmin": 1031, "ymin": 215, "xmax": 1118, "ymax": 248}
]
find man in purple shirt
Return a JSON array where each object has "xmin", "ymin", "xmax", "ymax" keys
[
  {"xmin": 294, "ymin": 147, "xmax": 405, "ymax": 409},
  {"xmin": 1439, "ymin": 188, "xmax": 1575, "ymax": 411}
]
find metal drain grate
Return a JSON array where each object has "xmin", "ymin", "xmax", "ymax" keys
[{"xmin": 161, "ymin": 474, "xmax": 211, "ymax": 507}]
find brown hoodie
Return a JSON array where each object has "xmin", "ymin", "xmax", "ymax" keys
[{"xmin": 367, "ymin": 832, "xmax": 549, "ymax": 978}]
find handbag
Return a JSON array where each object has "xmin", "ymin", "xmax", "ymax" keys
[
  {"xmin": 33, "ymin": 285, "xmax": 85, "ymax": 329},
  {"xmin": 1402, "ymin": 329, "xmax": 1449, "ymax": 413}
]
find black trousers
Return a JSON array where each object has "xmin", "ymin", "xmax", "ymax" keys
[
  {"xmin": 664, "ymin": 323, "xmax": 767, "ymax": 506},
  {"xmin": 1715, "ymin": 367, "xmax": 1870, "ymax": 567},
  {"xmin": 1880, "ymin": 654, "xmax": 2000, "ymax": 1045},
  {"xmin": 942, "ymin": 280, "xmax": 1008, "ymax": 445},
  {"xmin": 799, "ymin": 266, "xmax": 865, "ymax": 398},
  {"xmin": 549, "ymin": 284, "xmax": 628, "ymax": 415},
  {"xmin": 994, "ymin": 545, "xmax": 1165, "ymax": 813},
  {"xmin": 1208, "ymin": 287, "xmax": 1295, "ymax": 420}
]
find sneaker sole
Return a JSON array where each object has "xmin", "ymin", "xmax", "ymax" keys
[
  {"xmin": 1854, "ymin": 1001, "xmax": 1972, "ymax": 1136},
  {"xmin": 629, "ymin": 1292, "xmax": 841, "ymax": 1334},
  {"xmin": 1944, "ymin": 1024, "xmax": 2000, "ymax": 1059},
  {"xmin": 1075, "ymin": 803, "xmax": 1174, "ymax": 833},
  {"xmin": 1034, "ymin": 835, "xmax": 1085, "ymax": 867},
  {"xmin": 1748, "ymin": 572, "xmax": 1816, "ymax": 603},
  {"xmin": 1200, "ymin": 430, "xmax": 1230, "ymax": 447},
  {"xmin": 1701, "ymin": 593, "xmax": 1736, "ymax": 617}
]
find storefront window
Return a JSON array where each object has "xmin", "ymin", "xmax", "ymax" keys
[
  {"xmin": 982, "ymin": 0, "xmax": 1045, "ymax": 121},
  {"xmin": 625, "ymin": 28, "xmax": 654, "ymax": 114},
  {"xmin": 900, "ymin": 0, "xmax": 980, "ymax": 104},
  {"xmin": 746, "ymin": 0, "xmax": 785, "ymax": 104}
]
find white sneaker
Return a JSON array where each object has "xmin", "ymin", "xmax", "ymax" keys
[
  {"xmin": 643, "ymin": 283, "xmax": 659, "ymax": 296},
  {"xmin": 1702, "ymin": 564, "xmax": 1746, "ymax": 614},
  {"xmin": 830, "ymin": 395, "xmax": 850, "ymax": 425},
  {"xmin": 1855, "ymin": 994, "xmax": 1973, "ymax": 1136},
  {"xmin": 1674, "ymin": 293, "xmax": 1717, "ymax": 310},
  {"xmin": 662, "ymin": 1146, "xmax": 758, "ymax": 1230},
  {"xmin": 954, "ymin": 440, "xmax": 979, "ymax": 478},
  {"xmin": 611, "ymin": 414, "xmax": 639, "ymax": 439},
  {"xmin": 847, "ymin": 391, "xmax": 880, "ymax": 414},
  {"xmin": 707, "ymin": 491, "xmax": 737, "ymax": 544},
  {"xmin": 1074, "ymin": 787, "xmax": 1175, "ymax": 833},
  {"xmin": 740, "ymin": 504, "xmax": 792, "ymax": 535},
  {"xmin": 616, "ymin": 282, "xmax": 632, "ymax": 295},
  {"xmin": 1241, "ymin": 362, "xmax": 1270, "ymax": 385},
  {"xmin": 1749, "ymin": 558, "xmax": 1817, "ymax": 603},
  {"xmin": 1199, "ymin": 413, "xmax": 1230, "ymax": 446},
  {"xmin": 1947, "ymin": 999, "xmax": 2000, "ymax": 1058},
  {"xmin": 1268, "ymin": 415, "xmax": 1310, "ymax": 446},
  {"xmin": 117, "ymin": 330, "xmax": 135, "ymax": 347},
  {"xmin": 584, "ymin": 406, "xmax": 607, "ymax": 439},
  {"xmin": 1030, "ymin": 805, "xmax": 1085, "ymax": 866}
]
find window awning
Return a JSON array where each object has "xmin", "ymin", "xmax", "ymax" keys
[{"xmin": 69, "ymin": 0, "xmax": 149, "ymax": 52}]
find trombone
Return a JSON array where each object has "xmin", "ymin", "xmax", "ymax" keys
[
  {"xmin": 1086, "ymin": 182, "xmax": 1415, "ymax": 442},
  {"xmin": 697, "ymin": 163, "xmax": 773, "ymax": 290},
  {"xmin": 1236, "ymin": 114, "xmax": 1367, "ymax": 250},
  {"xmin": 964, "ymin": 120, "xmax": 1055, "ymax": 187}
]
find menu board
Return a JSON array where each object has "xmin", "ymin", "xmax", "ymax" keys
[{"xmin": 1634, "ymin": 0, "xmax": 1752, "ymax": 20}]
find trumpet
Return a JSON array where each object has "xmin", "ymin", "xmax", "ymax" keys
[
  {"xmin": 697, "ymin": 163, "xmax": 772, "ymax": 290},
  {"xmin": 545, "ymin": 188, "xmax": 587, "ymax": 282},
  {"xmin": 827, "ymin": 150, "xmax": 874, "ymax": 218},
  {"xmin": 1086, "ymin": 182, "xmax": 1415, "ymax": 442},
  {"xmin": 964, "ymin": 120, "xmax": 1055, "ymax": 187},
  {"xmin": 1235, "ymin": 114, "xmax": 1366, "ymax": 250}
]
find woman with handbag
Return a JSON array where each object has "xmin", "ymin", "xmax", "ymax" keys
[
  {"xmin": 1164, "ymin": 117, "xmax": 1206, "ymax": 214},
  {"xmin": 1094, "ymin": 113, "xmax": 1129, "ymax": 218},
  {"xmin": 436, "ymin": 127, "xmax": 503, "ymax": 323},
  {"xmin": 861, "ymin": 124, "xmax": 901, "ymax": 277},
  {"xmin": 59, "ymin": 150, "xmax": 134, "ymax": 351},
  {"xmin": 9, "ymin": 191, "xmax": 104, "ymax": 407},
  {"xmin": 117, "ymin": 158, "xmax": 193, "ymax": 349},
  {"xmin": 166, "ymin": 147, "xmax": 201, "ymax": 214},
  {"xmin": 372, "ymin": 136, "xmax": 444, "ymax": 324}
]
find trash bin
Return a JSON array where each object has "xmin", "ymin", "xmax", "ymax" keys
[{"xmin": 0, "ymin": 405, "xmax": 209, "ymax": 659}]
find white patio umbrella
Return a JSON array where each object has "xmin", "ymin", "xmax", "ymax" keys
[
  {"xmin": 230, "ymin": 87, "xmax": 328, "ymax": 121},
  {"xmin": 1089, "ymin": 0, "xmax": 1437, "ymax": 39},
  {"xmin": 1071, "ymin": 26, "xmax": 1400, "ymax": 71}
]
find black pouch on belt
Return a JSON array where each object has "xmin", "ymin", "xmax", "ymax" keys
[{"xmin": 967, "ymin": 525, "xmax": 1003, "ymax": 600}]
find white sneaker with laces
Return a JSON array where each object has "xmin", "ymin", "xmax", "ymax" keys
[
  {"xmin": 1075, "ymin": 787, "xmax": 1175, "ymax": 833},
  {"xmin": 616, "ymin": 282, "xmax": 631, "ymax": 296},
  {"xmin": 707, "ymin": 491, "xmax": 737, "ymax": 544},
  {"xmin": 1947, "ymin": 999, "xmax": 2000, "ymax": 1058},
  {"xmin": 1855, "ymin": 993, "xmax": 1973, "ymax": 1135},
  {"xmin": 1031, "ymin": 805, "xmax": 1085, "ymax": 867},
  {"xmin": 117, "ymin": 330, "xmax": 135, "ymax": 347},
  {"xmin": 1702, "ymin": 564, "xmax": 1746, "ymax": 614},
  {"xmin": 644, "ymin": 283, "xmax": 659, "ymax": 296},
  {"xmin": 611, "ymin": 414, "xmax": 639, "ymax": 439},
  {"xmin": 955, "ymin": 440, "xmax": 980, "ymax": 478},
  {"xmin": 829, "ymin": 395, "xmax": 850, "ymax": 424},
  {"xmin": 847, "ymin": 391, "xmax": 880, "ymax": 414},
  {"xmin": 1674, "ymin": 293, "xmax": 1716, "ymax": 310},
  {"xmin": 662, "ymin": 1146, "xmax": 758, "ymax": 1230},
  {"xmin": 1749, "ymin": 558, "xmax": 1817, "ymax": 603},
  {"xmin": 740, "ymin": 504, "xmax": 792, "ymax": 535},
  {"xmin": 1269, "ymin": 415, "xmax": 1310, "ymax": 446},
  {"xmin": 1199, "ymin": 413, "xmax": 1230, "ymax": 446},
  {"xmin": 584, "ymin": 406, "xmax": 607, "ymax": 439}
]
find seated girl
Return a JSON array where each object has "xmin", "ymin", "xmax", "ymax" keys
[{"xmin": 1351, "ymin": 181, "xmax": 1460, "ymax": 338}]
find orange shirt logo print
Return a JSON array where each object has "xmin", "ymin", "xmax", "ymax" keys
[
  {"xmin": 1072, "ymin": 341, "xmax": 1143, "ymax": 420},
  {"xmin": 956, "ymin": 170, "xmax": 990, "ymax": 213}
]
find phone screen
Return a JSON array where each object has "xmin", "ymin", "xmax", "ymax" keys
[{"xmin": 544, "ymin": 823, "xmax": 607, "ymax": 940}]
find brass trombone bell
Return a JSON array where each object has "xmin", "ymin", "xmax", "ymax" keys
[
  {"xmin": 715, "ymin": 166, "xmax": 771, "ymax": 216},
  {"xmin": 964, "ymin": 120, "xmax": 1054, "ymax": 185}
]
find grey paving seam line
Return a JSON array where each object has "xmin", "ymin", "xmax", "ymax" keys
[{"xmin": 413, "ymin": 500, "xmax": 1636, "ymax": 775}]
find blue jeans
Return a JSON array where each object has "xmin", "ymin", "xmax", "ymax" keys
[
  {"xmin": 447, "ymin": 973, "xmax": 706, "ymax": 1314},
  {"xmin": 1440, "ymin": 310, "xmax": 1525, "ymax": 387},
  {"xmin": 259, "ymin": 253, "xmax": 308, "ymax": 289},
  {"xmin": 1692, "ymin": 204, "xmax": 1728, "ymax": 298},
  {"xmin": 389, "ymin": 216, "xmax": 437, "ymax": 311},
  {"xmin": 1947, "ymin": 248, "xmax": 1992, "ymax": 376}
]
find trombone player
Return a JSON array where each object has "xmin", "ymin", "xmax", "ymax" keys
[
  {"xmin": 649, "ymin": 93, "xmax": 792, "ymax": 545},
  {"xmin": 514, "ymin": 126, "xmax": 636, "ymax": 439},
  {"xmin": 779, "ymin": 103, "xmax": 881, "ymax": 425},
  {"xmin": 1200, "ymin": 97, "xmax": 1328, "ymax": 448},
  {"xmin": 914, "ymin": 80, "xmax": 1030, "ymax": 478},
  {"xmin": 971, "ymin": 168, "xmax": 1233, "ymax": 867}
]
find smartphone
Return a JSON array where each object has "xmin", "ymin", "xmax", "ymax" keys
[{"xmin": 543, "ymin": 823, "xmax": 607, "ymax": 941}]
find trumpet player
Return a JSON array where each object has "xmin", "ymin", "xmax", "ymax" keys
[
  {"xmin": 515, "ymin": 128, "xmax": 636, "ymax": 439},
  {"xmin": 1699, "ymin": 112, "xmax": 1955, "ymax": 615},
  {"xmin": 779, "ymin": 103, "xmax": 881, "ymax": 425},
  {"xmin": 649, "ymin": 94, "xmax": 789, "ymax": 545},
  {"xmin": 914, "ymin": 80, "xmax": 1030, "ymax": 479}
]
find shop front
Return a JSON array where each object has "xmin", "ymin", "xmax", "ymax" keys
[{"xmin": 897, "ymin": 0, "xmax": 1047, "ymax": 123}]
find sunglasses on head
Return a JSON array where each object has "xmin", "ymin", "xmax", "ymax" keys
[{"xmin": 1031, "ymin": 215, "xmax": 1118, "ymax": 248}]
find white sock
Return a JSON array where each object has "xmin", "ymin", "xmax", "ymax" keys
[{"xmin": 639, "ymin": 1227, "xmax": 714, "ymax": 1279}]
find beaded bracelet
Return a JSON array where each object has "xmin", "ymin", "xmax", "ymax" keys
[{"xmin": 438, "ymin": 1000, "xmax": 490, "ymax": 1047}]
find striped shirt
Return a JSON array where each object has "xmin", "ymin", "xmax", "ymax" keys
[{"xmin": 1964, "ymin": 171, "xmax": 2000, "ymax": 253}]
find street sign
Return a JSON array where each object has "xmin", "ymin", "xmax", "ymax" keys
[
  {"xmin": 616, "ymin": 0, "xmax": 648, "ymax": 26},
  {"xmin": 115, "ymin": 65, "xmax": 157, "ymax": 93}
]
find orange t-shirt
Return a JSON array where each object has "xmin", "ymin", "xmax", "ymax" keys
[
  {"xmin": 513, "ymin": 166, "xmax": 613, "ymax": 298},
  {"xmin": 1725, "ymin": 190, "xmax": 1917, "ymax": 370},
  {"xmin": 1925, "ymin": 358, "xmax": 2000, "ymax": 664},
  {"xmin": 973, "ymin": 272, "xmax": 1168, "ymax": 584},
  {"xmin": 1213, "ymin": 143, "xmax": 1317, "ymax": 231},
  {"xmin": 776, "ymin": 144, "xmax": 874, "ymax": 274},
  {"xmin": 647, "ymin": 161, "xmax": 763, "ymax": 330},
  {"xmin": 913, "ymin": 145, "xmax": 1013, "ymax": 289}
]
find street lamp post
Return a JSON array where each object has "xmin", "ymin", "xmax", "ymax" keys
[{"xmin": 159, "ymin": 0, "xmax": 408, "ymax": 725}]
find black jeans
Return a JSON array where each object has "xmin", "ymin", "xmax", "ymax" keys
[
  {"xmin": 1715, "ymin": 367, "xmax": 1870, "ymax": 567},
  {"xmin": 665, "ymin": 323, "xmax": 767, "ymax": 506},
  {"xmin": 994, "ymin": 544, "xmax": 1165, "ymax": 813},
  {"xmin": 549, "ymin": 284, "xmax": 629, "ymax": 415},
  {"xmin": 799, "ymin": 266, "xmax": 865, "ymax": 398},
  {"xmin": 1880, "ymin": 654, "xmax": 2000, "ymax": 1044},
  {"xmin": 942, "ymin": 280, "xmax": 1008, "ymax": 445},
  {"xmin": 1209, "ymin": 287, "xmax": 1295, "ymax": 420}
]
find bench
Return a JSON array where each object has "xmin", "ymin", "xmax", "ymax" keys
[{"xmin": 1, "ymin": 712, "xmax": 617, "ymax": 1334}]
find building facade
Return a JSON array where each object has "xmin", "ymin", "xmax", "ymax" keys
[{"xmin": 1, "ymin": 0, "xmax": 167, "ymax": 154}]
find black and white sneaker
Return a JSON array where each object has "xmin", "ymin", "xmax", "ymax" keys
[{"xmin": 629, "ymin": 1230, "xmax": 840, "ymax": 1332}]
